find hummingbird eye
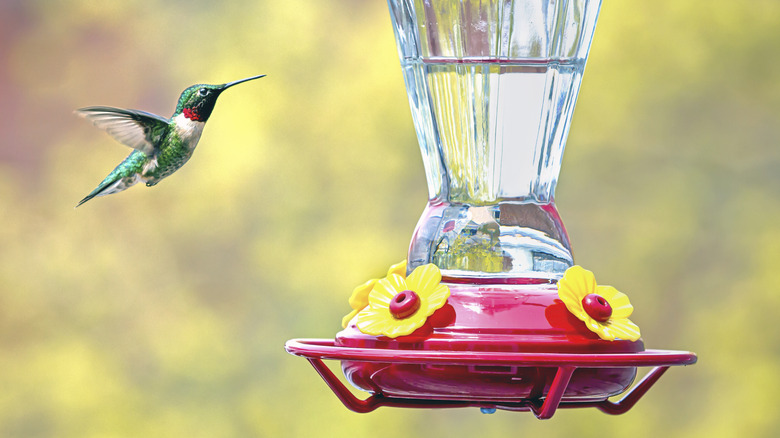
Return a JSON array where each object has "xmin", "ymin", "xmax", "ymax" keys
[{"xmin": 198, "ymin": 88, "xmax": 208, "ymax": 96}]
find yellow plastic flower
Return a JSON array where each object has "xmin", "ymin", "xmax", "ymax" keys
[
  {"xmin": 341, "ymin": 260, "xmax": 407, "ymax": 328},
  {"xmin": 356, "ymin": 264, "xmax": 450, "ymax": 338},
  {"xmin": 557, "ymin": 265, "xmax": 641, "ymax": 341}
]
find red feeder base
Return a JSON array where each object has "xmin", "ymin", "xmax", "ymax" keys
[
  {"xmin": 285, "ymin": 339, "xmax": 696, "ymax": 419},
  {"xmin": 286, "ymin": 281, "xmax": 696, "ymax": 418}
]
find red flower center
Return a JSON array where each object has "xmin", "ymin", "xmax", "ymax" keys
[
  {"xmin": 389, "ymin": 290, "xmax": 421, "ymax": 319},
  {"xmin": 582, "ymin": 293, "xmax": 612, "ymax": 322}
]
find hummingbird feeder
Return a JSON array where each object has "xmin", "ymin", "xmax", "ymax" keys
[{"xmin": 285, "ymin": 0, "xmax": 696, "ymax": 419}]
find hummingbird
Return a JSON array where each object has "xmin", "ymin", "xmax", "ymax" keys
[{"xmin": 75, "ymin": 74, "xmax": 265, "ymax": 207}]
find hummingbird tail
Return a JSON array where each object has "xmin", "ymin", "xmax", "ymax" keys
[
  {"xmin": 75, "ymin": 190, "xmax": 102, "ymax": 208},
  {"xmin": 76, "ymin": 181, "xmax": 116, "ymax": 207},
  {"xmin": 75, "ymin": 173, "xmax": 141, "ymax": 208},
  {"xmin": 76, "ymin": 149, "xmax": 150, "ymax": 208}
]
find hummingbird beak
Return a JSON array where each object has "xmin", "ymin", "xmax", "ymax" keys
[{"xmin": 221, "ymin": 74, "xmax": 266, "ymax": 91}]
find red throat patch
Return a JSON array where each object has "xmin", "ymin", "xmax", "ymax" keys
[{"xmin": 182, "ymin": 108, "xmax": 203, "ymax": 121}]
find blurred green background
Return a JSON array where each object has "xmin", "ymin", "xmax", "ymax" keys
[{"xmin": 1, "ymin": 0, "xmax": 779, "ymax": 436}]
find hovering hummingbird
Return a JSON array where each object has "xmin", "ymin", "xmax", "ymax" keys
[{"xmin": 75, "ymin": 74, "xmax": 265, "ymax": 207}]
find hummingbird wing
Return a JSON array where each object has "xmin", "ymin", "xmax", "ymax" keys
[{"xmin": 75, "ymin": 106, "xmax": 170, "ymax": 156}]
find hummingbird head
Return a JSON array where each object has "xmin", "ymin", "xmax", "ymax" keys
[{"xmin": 175, "ymin": 74, "xmax": 266, "ymax": 122}]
